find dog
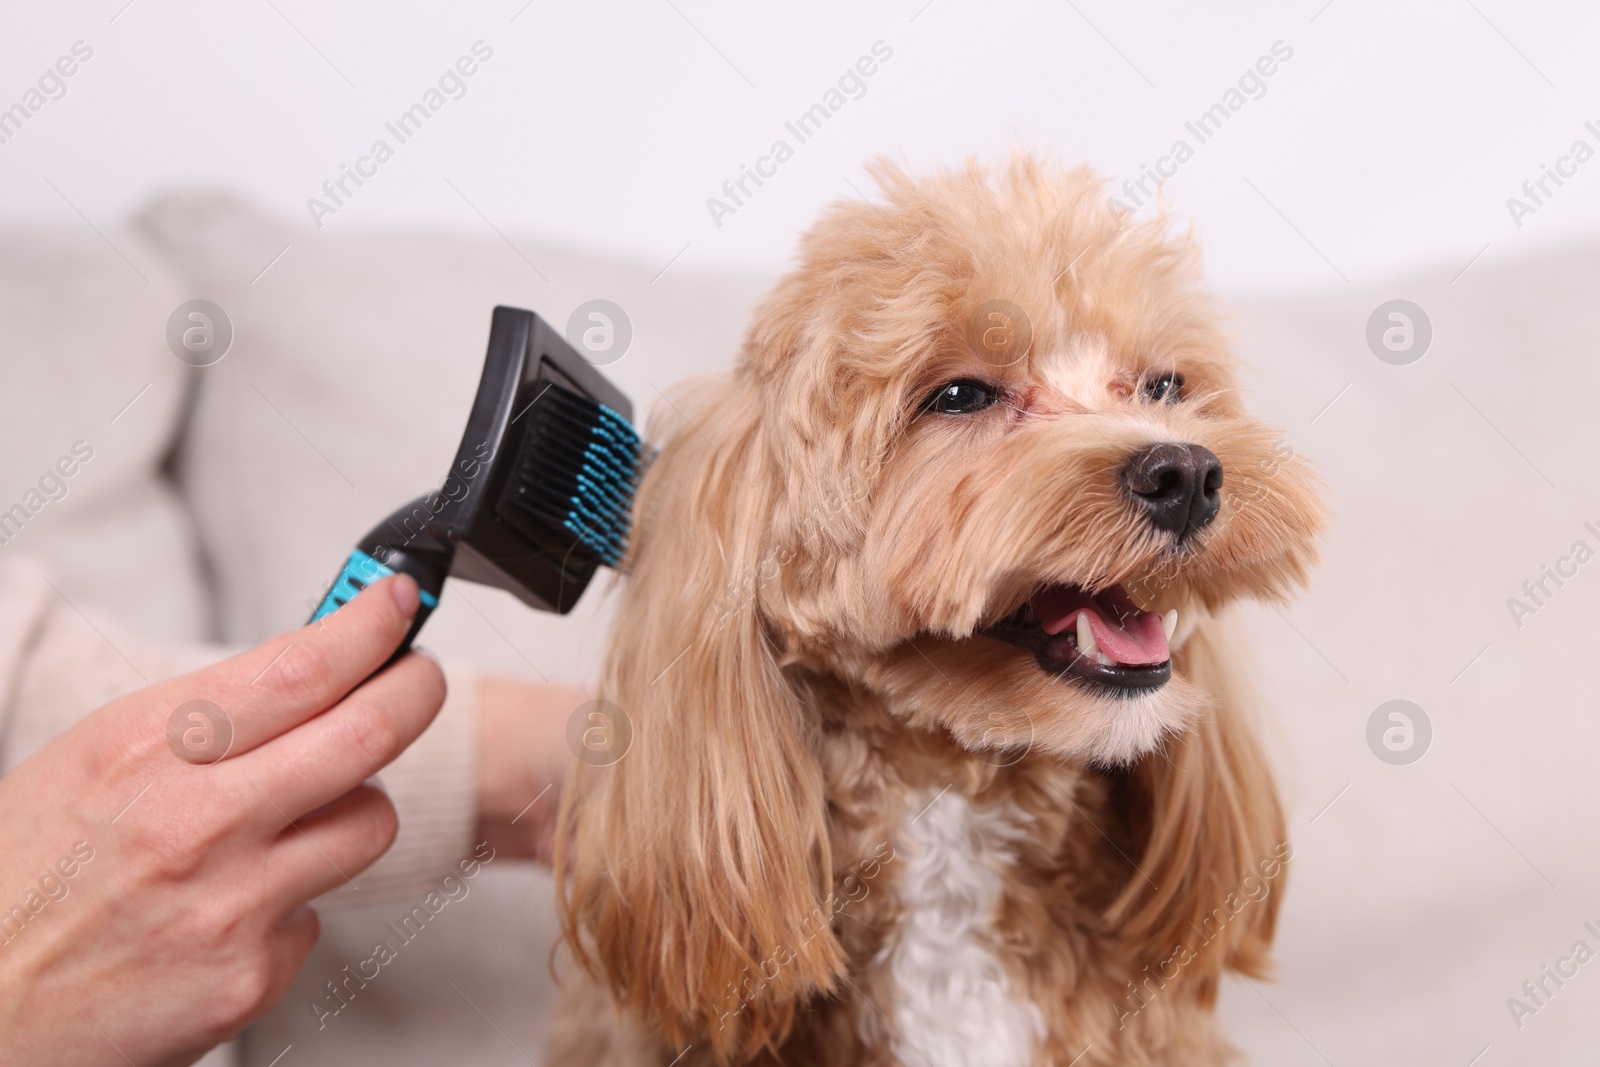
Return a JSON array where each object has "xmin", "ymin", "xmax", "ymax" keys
[{"xmin": 550, "ymin": 155, "xmax": 1328, "ymax": 1066}]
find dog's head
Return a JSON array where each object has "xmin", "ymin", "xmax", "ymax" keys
[
  {"xmin": 559, "ymin": 156, "xmax": 1327, "ymax": 1059},
  {"xmin": 738, "ymin": 158, "xmax": 1326, "ymax": 767}
]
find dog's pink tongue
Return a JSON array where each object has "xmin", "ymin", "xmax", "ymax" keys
[
  {"xmin": 1080, "ymin": 610, "xmax": 1168, "ymax": 665},
  {"xmin": 1033, "ymin": 586, "xmax": 1170, "ymax": 666}
]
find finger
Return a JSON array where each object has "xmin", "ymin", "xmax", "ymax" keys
[
  {"xmin": 179, "ymin": 575, "xmax": 423, "ymax": 759},
  {"xmin": 211, "ymin": 905, "xmax": 322, "ymax": 1039},
  {"xmin": 234, "ymin": 650, "xmax": 446, "ymax": 822},
  {"xmin": 258, "ymin": 905, "xmax": 322, "ymax": 1022},
  {"xmin": 266, "ymin": 784, "xmax": 399, "ymax": 903}
]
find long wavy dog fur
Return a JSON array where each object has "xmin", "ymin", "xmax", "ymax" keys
[{"xmin": 551, "ymin": 155, "xmax": 1328, "ymax": 1067}]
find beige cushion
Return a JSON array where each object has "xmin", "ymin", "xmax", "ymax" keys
[
  {"xmin": 1225, "ymin": 245, "xmax": 1600, "ymax": 1064},
  {"xmin": 0, "ymin": 224, "xmax": 208, "ymax": 643},
  {"xmin": 134, "ymin": 191, "xmax": 770, "ymax": 675}
]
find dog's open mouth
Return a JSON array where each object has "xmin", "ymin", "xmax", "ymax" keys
[{"xmin": 980, "ymin": 583, "xmax": 1175, "ymax": 693}]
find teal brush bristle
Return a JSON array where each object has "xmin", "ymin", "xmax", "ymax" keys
[{"xmin": 504, "ymin": 383, "xmax": 652, "ymax": 567}]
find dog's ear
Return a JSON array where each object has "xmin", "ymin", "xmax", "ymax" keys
[
  {"xmin": 557, "ymin": 373, "xmax": 843, "ymax": 1061},
  {"xmin": 1105, "ymin": 613, "xmax": 1288, "ymax": 988}
]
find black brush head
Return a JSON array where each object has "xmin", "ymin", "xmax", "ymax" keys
[
  {"xmin": 497, "ymin": 382, "xmax": 646, "ymax": 570},
  {"xmin": 429, "ymin": 306, "xmax": 648, "ymax": 614}
]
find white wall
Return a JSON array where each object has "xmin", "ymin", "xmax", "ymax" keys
[{"xmin": 2, "ymin": 0, "xmax": 1596, "ymax": 294}]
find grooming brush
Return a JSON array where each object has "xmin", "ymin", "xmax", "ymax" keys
[{"xmin": 308, "ymin": 305, "xmax": 650, "ymax": 652}]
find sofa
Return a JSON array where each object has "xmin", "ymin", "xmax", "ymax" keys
[{"xmin": 2, "ymin": 190, "xmax": 1594, "ymax": 1064}]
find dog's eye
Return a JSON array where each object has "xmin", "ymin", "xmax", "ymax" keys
[
  {"xmin": 923, "ymin": 380, "xmax": 1000, "ymax": 415},
  {"xmin": 1142, "ymin": 372, "xmax": 1185, "ymax": 404}
]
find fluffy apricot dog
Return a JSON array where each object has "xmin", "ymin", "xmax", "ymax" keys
[{"xmin": 552, "ymin": 155, "xmax": 1327, "ymax": 1066}]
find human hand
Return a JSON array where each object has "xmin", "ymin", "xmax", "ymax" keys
[
  {"xmin": 0, "ymin": 575, "xmax": 445, "ymax": 1067},
  {"xmin": 475, "ymin": 677, "xmax": 586, "ymax": 863}
]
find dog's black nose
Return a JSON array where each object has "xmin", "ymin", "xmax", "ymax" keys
[{"xmin": 1122, "ymin": 443, "xmax": 1223, "ymax": 542}]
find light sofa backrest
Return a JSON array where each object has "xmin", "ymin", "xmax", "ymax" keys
[
  {"xmin": 0, "ymin": 221, "xmax": 208, "ymax": 642},
  {"xmin": 135, "ymin": 190, "xmax": 773, "ymax": 680}
]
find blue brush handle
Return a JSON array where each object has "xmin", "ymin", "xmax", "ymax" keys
[
  {"xmin": 310, "ymin": 548, "xmax": 441, "ymax": 622},
  {"xmin": 308, "ymin": 497, "xmax": 455, "ymax": 658}
]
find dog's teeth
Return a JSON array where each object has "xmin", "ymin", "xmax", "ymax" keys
[
  {"xmin": 1076, "ymin": 613, "xmax": 1097, "ymax": 658},
  {"xmin": 1162, "ymin": 609, "xmax": 1178, "ymax": 641},
  {"xmin": 1095, "ymin": 652, "xmax": 1116, "ymax": 666}
]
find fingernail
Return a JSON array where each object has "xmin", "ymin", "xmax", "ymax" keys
[
  {"xmin": 391, "ymin": 574, "xmax": 420, "ymax": 615},
  {"xmin": 413, "ymin": 645, "xmax": 441, "ymax": 667}
]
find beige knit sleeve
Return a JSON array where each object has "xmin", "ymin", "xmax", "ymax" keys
[{"xmin": 0, "ymin": 552, "xmax": 479, "ymax": 905}]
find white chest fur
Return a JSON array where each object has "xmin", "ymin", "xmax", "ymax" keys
[{"xmin": 875, "ymin": 788, "xmax": 1045, "ymax": 1067}]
